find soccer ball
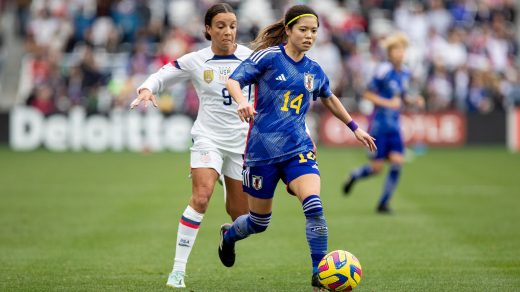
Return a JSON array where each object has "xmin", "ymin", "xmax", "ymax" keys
[{"xmin": 317, "ymin": 250, "xmax": 362, "ymax": 291}]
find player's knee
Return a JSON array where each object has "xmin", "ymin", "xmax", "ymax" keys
[
  {"xmin": 190, "ymin": 193, "xmax": 211, "ymax": 211},
  {"xmin": 389, "ymin": 152, "xmax": 404, "ymax": 165},
  {"xmin": 226, "ymin": 204, "xmax": 248, "ymax": 220},
  {"xmin": 371, "ymin": 163, "xmax": 384, "ymax": 174},
  {"xmin": 248, "ymin": 211, "xmax": 271, "ymax": 233}
]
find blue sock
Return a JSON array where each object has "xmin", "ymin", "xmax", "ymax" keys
[
  {"xmin": 351, "ymin": 164, "xmax": 373, "ymax": 180},
  {"xmin": 302, "ymin": 195, "xmax": 328, "ymax": 274},
  {"xmin": 223, "ymin": 211, "xmax": 271, "ymax": 244},
  {"xmin": 379, "ymin": 164, "xmax": 401, "ymax": 207}
]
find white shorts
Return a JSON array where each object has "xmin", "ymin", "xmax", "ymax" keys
[{"xmin": 190, "ymin": 139, "xmax": 243, "ymax": 181}]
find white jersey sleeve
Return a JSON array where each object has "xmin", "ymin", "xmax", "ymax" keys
[
  {"xmin": 137, "ymin": 55, "xmax": 193, "ymax": 94},
  {"xmin": 137, "ymin": 44, "xmax": 254, "ymax": 154}
]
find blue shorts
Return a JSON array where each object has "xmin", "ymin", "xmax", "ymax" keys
[
  {"xmin": 242, "ymin": 151, "xmax": 320, "ymax": 199},
  {"xmin": 370, "ymin": 131, "xmax": 404, "ymax": 160}
]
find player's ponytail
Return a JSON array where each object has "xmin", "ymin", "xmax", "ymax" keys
[
  {"xmin": 251, "ymin": 20, "xmax": 286, "ymax": 52},
  {"xmin": 251, "ymin": 5, "xmax": 319, "ymax": 52}
]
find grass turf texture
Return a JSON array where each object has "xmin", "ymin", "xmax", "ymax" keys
[{"xmin": 0, "ymin": 147, "xmax": 519, "ymax": 291}]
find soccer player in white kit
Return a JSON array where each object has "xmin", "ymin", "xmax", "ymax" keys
[{"xmin": 130, "ymin": 3, "xmax": 252, "ymax": 288}]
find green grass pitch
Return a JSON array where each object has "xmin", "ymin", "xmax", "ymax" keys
[{"xmin": 0, "ymin": 146, "xmax": 519, "ymax": 291}]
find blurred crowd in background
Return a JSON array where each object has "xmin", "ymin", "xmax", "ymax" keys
[{"xmin": 4, "ymin": 0, "xmax": 520, "ymax": 116}]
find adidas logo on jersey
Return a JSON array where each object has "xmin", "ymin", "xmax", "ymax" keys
[{"xmin": 275, "ymin": 74, "xmax": 287, "ymax": 81}]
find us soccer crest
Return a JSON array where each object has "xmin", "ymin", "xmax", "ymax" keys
[
  {"xmin": 304, "ymin": 73, "xmax": 315, "ymax": 92},
  {"xmin": 203, "ymin": 69, "xmax": 214, "ymax": 83},
  {"xmin": 252, "ymin": 175, "xmax": 263, "ymax": 190}
]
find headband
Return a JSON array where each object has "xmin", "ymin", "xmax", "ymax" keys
[{"xmin": 285, "ymin": 13, "xmax": 318, "ymax": 26}]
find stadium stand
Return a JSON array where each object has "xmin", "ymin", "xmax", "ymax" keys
[{"xmin": 1, "ymin": 0, "xmax": 519, "ymax": 115}]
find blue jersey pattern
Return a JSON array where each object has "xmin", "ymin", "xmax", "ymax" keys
[
  {"xmin": 367, "ymin": 62, "xmax": 410, "ymax": 134},
  {"xmin": 230, "ymin": 45, "xmax": 332, "ymax": 167}
]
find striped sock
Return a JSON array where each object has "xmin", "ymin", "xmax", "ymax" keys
[
  {"xmin": 172, "ymin": 205, "xmax": 203, "ymax": 273},
  {"xmin": 224, "ymin": 211, "xmax": 271, "ymax": 244},
  {"xmin": 302, "ymin": 195, "xmax": 328, "ymax": 274},
  {"xmin": 352, "ymin": 164, "xmax": 374, "ymax": 180}
]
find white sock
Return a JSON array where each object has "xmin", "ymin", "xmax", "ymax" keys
[{"xmin": 172, "ymin": 205, "xmax": 204, "ymax": 273}]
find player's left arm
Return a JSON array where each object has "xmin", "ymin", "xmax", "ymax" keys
[
  {"xmin": 320, "ymin": 94, "xmax": 377, "ymax": 152},
  {"xmin": 401, "ymin": 72, "xmax": 425, "ymax": 109},
  {"xmin": 403, "ymin": 94, "xmax": 425, "ymax": 109}
]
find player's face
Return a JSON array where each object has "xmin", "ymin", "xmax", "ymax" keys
[
  {"xmin": 286, "ymin": 16, "xmax": 318, "ymax": 53},
  {"xmin": 206, "ymin": 12, "xmax": 237, "ymax": 54},
  {"xmin": 389, "ymin": 44, "xmax": 406, "ymax": 65}
]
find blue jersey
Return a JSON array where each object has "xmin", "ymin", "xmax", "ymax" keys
[
  {"xmin": 230, "ymin": 45, "xmax": 332, "ymax": 167},
  {"xmin": 367, "ymin": 62, "xmax": 411, "ymax": 134}
]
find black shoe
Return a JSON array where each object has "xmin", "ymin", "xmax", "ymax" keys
[
  {"xmin": 342, "ymin": 176, "xmax": 356, "ymax": 195},
  {"xmin": 311, "ymin": 273, "xmax": 326, "ymax": 291},
  {"xmin": 377, "ymin": 204, "xmax": 392, "ymax": 214},
  {"xmin": 218, "ymin": 223, "xmax": 235, "ymax": 267}
]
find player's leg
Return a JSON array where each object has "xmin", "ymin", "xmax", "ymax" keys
[
  {"xmin": 167, "ymin": 149, "xmax": 222, "ymax": 288},
  {"xmin": 218, "ymin": 164, "xmax": 278, "ymax": 267},
  {"xmin": 223, "ymin": 176, "xmax": 248, "ymax": 220},
  {"xmin": 342, "ymin": 133, "xmax": 385, "ymax": 194},
  {"xmin": 283, "ymin": 154, "xmax": 327, "ymax": 290},
  {"xmin": 376, "ymin": 133, "xmax": 405, "ymax": 213},
  {"xmin": 377, "ymin": 151, "xmax": 404, "ymax": 213},
  {"xmin": 222, "ymin": 151, "xmax": 249, "ymax": 220}
]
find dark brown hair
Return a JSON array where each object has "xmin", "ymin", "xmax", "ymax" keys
[
  {"xmin": 251, "ymin": 5, "xmax": 319, "ymax": 52},
  {"xmin": 204, "ymin": 3, "xmax": 235, "ymax": 41}
]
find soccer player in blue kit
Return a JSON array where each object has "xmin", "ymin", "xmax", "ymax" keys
[
  {"xmin": 216, "ymin": 5, "xmax": 376, "ymax": 290},
  {"xmin": 342, "ymin": 32, "xmax": 423, "ymax": 214}
]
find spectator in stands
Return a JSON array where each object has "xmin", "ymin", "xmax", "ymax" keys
[
  {"xmin": 27, "ymin": 84, "xmax": 55, "ymax": 115},
  {"xmin": 427, "ymin": 60, "xmax": 454, "ymax": 111},
  {"xmin": 11, "ymin": 0, "xmax": 519, "ymax": 116},
  {"xmin": 467, "ymin": 70, "xmax": 493, "ymax": 113}
]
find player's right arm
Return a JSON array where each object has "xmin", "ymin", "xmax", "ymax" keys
[
  {"xmin": 363, "ymin": 90, "xmax": 401, "ymax": 110},
  {"xmin": 364, "ymin": 63, "xmax": 401, "ymax": 110},
  {"xmin": 131, "ymin": 58, "xmax": 192, "ymax": 109},
  {"xmin": 226, "ymin": 79, "xmax": 256, "ymax": 122},
  {"xmin": 226, "ymin": 50, "xmax": 270, "ymax": 122}
]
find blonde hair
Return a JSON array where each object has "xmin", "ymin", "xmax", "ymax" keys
[{"xmin": 382, "ymin": 32, "xmax": 409, "ymax": 52}]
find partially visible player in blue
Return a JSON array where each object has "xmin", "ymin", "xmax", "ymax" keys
[
  {"xmin": 216, "ymin": 5, "xmax": 376, "ymax": 291},
  {"xmin": 342, "ymin": 32, "xmax": 423, "ymax": 213}
]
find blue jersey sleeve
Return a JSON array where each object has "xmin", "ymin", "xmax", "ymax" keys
[
  {"xmin": 315, "ymin": 67, "xmax": 333, "ymax": 100},
  {"xmin": 229, "ymin": 53, "xmax": 269, "ymax": 88},
  {"xmin": 367, "ymin": 75, "xmax": 381, "ymax": 93}
]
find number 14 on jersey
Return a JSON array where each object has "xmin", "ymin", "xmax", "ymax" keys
[{"xmin": 280, "ymin": 91, "xmax": 303, "ymax": 114}]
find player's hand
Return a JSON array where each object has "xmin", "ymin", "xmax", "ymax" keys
[
  {"xmin": 354, "ymin": 128, "xmax": 377, "ymax": 152},
  {"xmin": 387, "ymin": 96, "xmax": 401, "ymax": 110},
  {"xmin": 130, "ymin": 88, "xmax": 158, "ymax": 109},
  {"xmin": 237, "ymin": 101, "xmax": 257, "ymax": 123},
  {"xmin": 415, "ymin": 95, "xmax": 425, "ymax": 109}
]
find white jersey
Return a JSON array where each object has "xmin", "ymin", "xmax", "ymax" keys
[{"xmin": 138, "ymin": 45, "xmax": 253, "ymax": 154}]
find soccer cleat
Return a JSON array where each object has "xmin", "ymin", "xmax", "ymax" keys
[
  {"xmin": 166, "ymin": 271, "xmax": 186, "ymax": 288},
  {"xmin": 342, "ymin": 175, "xmax": 356, "ymax": 195},
  {"xmin": 218, "ymin": 223, "xmax": 235, "ymax": 267},
  {"xmin": 377, "ymin": 204, "xmax": 392, "ymax": 214},
  {"xmin": 311, "ymin": 273, "xmax": 326, "ymax": 291}
]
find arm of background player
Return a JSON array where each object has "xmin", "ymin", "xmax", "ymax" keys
[
  {"xmin": 226, "ymin": 79, "xmax": 257, "ymax": 122},
  {"xmin": 321, "ymin": 94, "xmax": 377, "ymax": 152},
  {"xmin": 404, "ymin": 94, "xmax": 425, "ymax": 109},
  {"xmin": 363, "ymin": 90, "xmax": 401, "ymax": 110}
]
